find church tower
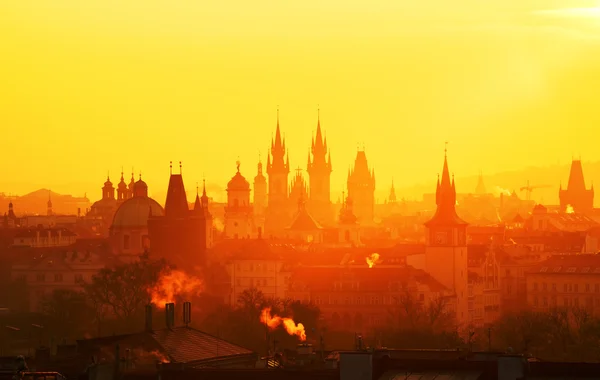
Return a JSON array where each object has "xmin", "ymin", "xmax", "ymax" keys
[
  {"xmin": 347, "ymin": 149, "xmax": 375, "ymax": 224},
  {"xmin": 559, "ymin": 159, "xmax": 594, "ymax": 213},
  {"xmin": 307, "ymin": 109, "xmax": 333, "ymax": 225},
  {"xmin": 424, "ymin": 147, "xmax": 468, "ymax": 324},
  {"xmin": 253, "ymin": 156, "xmax": 268, "ymax": 236},
  {"xmin": 194, "ymin": 180, "xmax": 214, "ymax": 248},
  {"xmin": 47, "ymin": 191, "xmax": 53, "ymax": 216},
  {"xmin": 128, "ymin": 170, "xmax": 136, "ymax": 199},
  {"xmin": 225, "ymin": 161, "xmax": 252, "ymax": 239},
  {"xmin": 289, "ymin": 167, "xmax": 309, "ymax": 209},
  {"xmin": 102, "ymin": 175, "xmax": 115, "ymax": 200},
  {"xmin": 117, "ymin": 169, "xmax": 128, "ymax": 204},
  {"xmin": 265, "ymin": 109, "xmax": 291, "ymax": 236}
]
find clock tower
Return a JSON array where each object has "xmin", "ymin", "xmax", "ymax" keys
[{"xmin": 424, "ymin": 146, "xmax": 468, "ymax": 324}]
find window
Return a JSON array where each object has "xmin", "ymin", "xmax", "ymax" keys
[
  {"xmin": 123, "ymin": 235, "xmax": 130, "ymax": 250},
  {"xmin": 542, "ymin": 283, "xmax": 547, "ymax": 291},
  {"xmin": 586, "ymin": 284, "xmax": 590, "ymax": 292},
  {"xmin": 533, "ymin": 283, "xmax": 538, "ymax": 291},
  {"xmin": 419, "ymin": 294, "xmax": 425, "ymax": 301},
  {"xmin": 54, "ymin": 274, "xmax": 63, "ymax": 282},
  {"xmin": 36, "ymin": 273, "xmax": 45, "ymax": 282},
  {"xmin": 543, "ymin": 297, "xmax": 548, "ymax": 307},
  {"xmin": 540, "ymin": 267, "xmax": 548, "ymax": 273},
  {"xmin": 75, "ymin": 274, "xmax": 83, "ymax": 283},
  {"xmin": 534, "ymin": 297, "xmax": 538, "ymax": 306},
  {"xmin": 553, "ymin": 267, "xmax": 562, "ymax": 273},
  {"xmin": 567, "ymin": 267, "xmax": 576, "ymax": 273}
]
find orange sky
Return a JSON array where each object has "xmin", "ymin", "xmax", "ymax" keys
[{"xmin": 1, "ymin": 0, "xmax": 600, "ymax": 203}]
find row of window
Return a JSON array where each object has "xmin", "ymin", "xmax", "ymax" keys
[
  {"xmin": 532, "ymin": 282, "xmax": 600, "ymax": 293},
  {"xmin": 532, "ymin": 296, "xmax": 599, "ymax": 308},
  {"xmin": 22, "ymin": 273, "xmax": 85, "ymax": 283},
  {"xmin": 234, "ymin": 263, "xmax": 277, "ymax": 272},
  {"xmin": 312, "ymin": 293, "xmax": 426, "ymax": 305}
]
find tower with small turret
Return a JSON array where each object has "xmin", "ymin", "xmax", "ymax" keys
[{"xmin": 307, "ymin": 109, "xmax": 333, "ymax": 226}]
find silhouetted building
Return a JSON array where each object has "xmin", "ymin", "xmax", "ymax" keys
[
  {"xmin": 475, "ymin": 171, "xmax": 486, "ymax": 195},
  {"xmin": 289, "ymin": 167, "xmax": 309, "ymax": 209},
  {"xmin": 195, "ymin": 180, "xmax": 214, "ymax": 248},
  {"xmin": 253, "ymin": 158, "xmax": 267, "ymax": 236},
  {"xmin": 265, "ymin": 110, "xmax": 291, "ymax": 236},
  {"xmin": 286, "ymin": 194, "xmax": 323, "ymax": 243},
  {"xmin": 307, "ymin": 110, "xmax": 333, "ymax": 226},
  {"xmin": 559, "ymin": 159, "xmax": 594, "ymax": 214},
  {"xmin": 224, "ymin": 161, "xmax": 252, "ymax": 239},
  {"xmin": 338, "ymin": 192, "xmax": 361, "ymax": 246},
  {"xmin": 347, "ymin": 149, "xmax": 375, "ymax": 225},
  {"xmin": 116, "ymin": 170, "xmax": 129, "ymax": 206},
  {"xmin": 148, "ymin": 162, "xmax": 208, "ymax": 267},
  {"xmin": 46, "ymin": 191, "xmax": 53, "ymax": 216},
  {"xmin": 424, "ymin": 147, "xmax": 469, "ymax": 323},
  {"xmin": 109, "ymin": 175, "xmax": 164, "ymax": 256},
  {"xmin": 87, "ymin": 175, "xmax": 118, "ymax": 235}
]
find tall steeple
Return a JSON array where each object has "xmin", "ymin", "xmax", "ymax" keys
[
  {"xmin": 307, "ymin": 106, "xmax": 333, "ymax": 225},
  {"xmin": 47, "ymin": 190, "xmax": 53, "ymax": 216},
  {"xmin": 475, "ymin": 170, "xmax": 486, "ymax": 195},
  {"xmin": 164, "ymin": 161, "xmax": 189, "ymax": 218},
  {"xmin": 389, "ymin": 179, "xmax": 397, "ymax": 203},
  {"xmin": 425, "ymin": 143, "xmax": 466, "ymax": 227}
]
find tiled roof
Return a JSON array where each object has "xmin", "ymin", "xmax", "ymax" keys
[
  {"xmin": 77, "ymin": 327, "xmax": 254, "ymax": 364},
  {"xmin": 288, "ymin": 208, "xmax": 322, "ymax": 231},
  {"xmin": 530, "ymin": 254, "xmax": 600, "ymax": 274},
  {"xmin": 150, "ymin": 327, "xmax": 252, "ymax": 363}
]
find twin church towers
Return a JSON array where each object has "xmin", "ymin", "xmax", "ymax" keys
[{"xmin": 252, "ymin": 109, "xmax": 375, "ymax": 237}]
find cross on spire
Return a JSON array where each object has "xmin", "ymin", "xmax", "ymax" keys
[
  {"xmin": 236, "ymin": 157, "xmax": 241, "ymax": 173},
  {"xmin": 169, "ymin": 161, "xmax": 173, "ymax": 175},
  {"xmin": 445, "ymin": 141, "xmax": 449, "ymax": 156},
  {"xmin": 179, "ymin": 161, "xmax": 182, "ymax": 174}
]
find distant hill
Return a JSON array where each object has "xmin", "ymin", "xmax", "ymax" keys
[
  {"xmin": 395, "ymin": 160, "xmax": 600, "ymax": 207},
  {"xmin": 0, "ymin": 188, "xmax": 91, "ymax": 216}
]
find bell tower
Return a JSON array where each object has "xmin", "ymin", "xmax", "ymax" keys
[
  {"xmin": 265, "ymin": 108, "xmax": 291, "ymax": 236},
  {"xmin": 307, "ymin": 108, "xmax": 333, "ymax": 225},
  {"xmin": 424, "ymin": 144, "xmax": 468, "ymax": 324}
]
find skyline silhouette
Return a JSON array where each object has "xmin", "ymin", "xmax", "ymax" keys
[{"xmin": 2, "ymin": 1, "xmax": 600, "ymax": 198}]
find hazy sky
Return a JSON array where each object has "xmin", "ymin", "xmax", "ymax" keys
[{"xmin": 1, "ymin": 0, "xmax": 600, "ymax": 202}]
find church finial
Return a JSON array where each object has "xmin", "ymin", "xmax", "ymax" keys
[
  {"xmin": 196, "ymin": 182, "xmax": 199, "ymax": 196},
  {"xmin": 317, "ymin": 105, "xmax": 320, "ymax": 122},
  {"xmin": 139, "ymin": 171, "xmax": 142, "ymax": 180},
  {"xmin": 277, "ymin": 105, "xmax": 279, "ymax": 124},
  {"xmin": 169, "ymin": 161, "xmax": 172, "ymax": 175},
  {"xmin": 236, "ymin": 158, "xmax": 241, "ymax": 173},
  {"xmin": 179, "ymin": 161, "xmax": 182, "ymax": 175},
  {"xmin": 203, "ymin": 178, "xmax": 207, "ymax": 194},
  {"xmin": 445, "ymin": 141, "xmax": 448, "ymax": 157}
]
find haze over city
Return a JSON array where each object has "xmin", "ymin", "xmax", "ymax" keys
[
  {"xmin": 5, "ymin": 1, "xmax": 600, "ymax": 379},
  {"xmin": 2, "ymin": 0, "xmax": 600, "ymax": 201}
]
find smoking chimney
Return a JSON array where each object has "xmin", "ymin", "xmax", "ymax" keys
[
  {"xmin": 165, "ymin": 303, "xmax": 175, "ymax": 329},
  {"xmin": 183, "ymin": 302, "xmax": 191, "ymax": 327},
  {"xmin": 145, "ymin": 304, "xmax": 152, "ymax": 331}
]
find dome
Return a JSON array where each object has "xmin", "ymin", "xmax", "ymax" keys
[
  {"xmin": 111, "ymin": 196, "xmax": 164, "ymax": 228},
  {"xmin": 133, "ymin": 178, "xmax": 148, "ymax": 197},
  {"xmin": 227, "ymin": 172, "xmax": 250, "ymax": 191},
  {"xmin": 104, "ymin": 177, "xmax": 113, "ymax": 187}
]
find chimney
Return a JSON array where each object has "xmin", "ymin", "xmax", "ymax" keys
[
  {"xmin": 165, "ymin": 303, "xmax": 175, "ymax": 329},
  {"xmin": 145, "ymin": 304, "xmax": 152, "ymax": 331},
  {"xmin": 183, "ymin": 302, "xmax": 191, "ymax": 327}
]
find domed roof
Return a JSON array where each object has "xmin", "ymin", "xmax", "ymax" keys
[
  {"xmin": 227, "ymin": 162, "xmax": 250, "ymax": 190},
  {"xmin": 111, "ymin": 196, "xmax": 164, "ymax": 228},
  {"xmin": 104, "ymin": 176, "xmax": 113, "ymax": 187}
]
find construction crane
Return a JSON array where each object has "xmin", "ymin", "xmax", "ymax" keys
[{"xmin": 519, "ymin": 180, "xmax": 551, "ymax": 201}]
